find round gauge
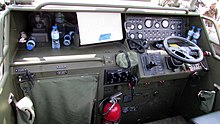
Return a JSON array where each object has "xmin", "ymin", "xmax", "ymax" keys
[
  {"xmin": 130, "ymin": 24, "xmax": 135, "ymax": 30},
  {"xmin": 177, "ymin": 24, "xmax": 181, "ymax": 29},
  {"xmin": 155, "ymin": 22, "xmax": 160, "ymax": 28},
  {"xmin": 145, "ymin": 19, "xmax": 152, "ymax": 28},
  {"xmin": 130, "ymin": 34, "xmax": 135, "ymax": 39},
  {"xmin": 138, "ymin": 33, "xmax": 143, "ymax": 39},
  {"xmin": 170, "ymin": 24, "xmax": 175, "ymax": 30},
  {"xmin": 162, "ymin": 19, "xmax": 169, "ymax": 28},
  {"xmin": 138, "ymin": 24, "xmax": 143, "ymax": 30}
]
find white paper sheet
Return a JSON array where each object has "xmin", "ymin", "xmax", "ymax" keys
[{"xmin": 77, "ymin": 12, "xmax": 123, "ymax": 45}]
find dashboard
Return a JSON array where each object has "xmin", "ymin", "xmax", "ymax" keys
[
  {"xmin": 100, "ymin": 14, "xmax": 206, "ymax": 86},
  {"xmin": 11, "ymin": 13, "xmax": 207, "ymax": 81}
]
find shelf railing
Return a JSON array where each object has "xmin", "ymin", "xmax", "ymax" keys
[{"xmin": 8, "ymin": 0, "xmax": 189, "ymax": 14}]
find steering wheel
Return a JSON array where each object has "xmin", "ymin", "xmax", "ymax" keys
[{"xmin": 163, "ymin": 36, "xmax": 204, "ymax": 64}]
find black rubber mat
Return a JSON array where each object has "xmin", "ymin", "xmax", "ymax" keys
[{"xmin": 144, "ymin": 116, "xmax": 187, "ymax": 124}]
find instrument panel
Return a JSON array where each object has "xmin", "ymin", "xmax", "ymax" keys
[{"xmin": 125, "ymin": 15, "xmax": 189, "ymax": 42}]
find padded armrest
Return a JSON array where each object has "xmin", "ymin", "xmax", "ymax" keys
[{"xmin": 190, "ymin": 111, "xmax": 220, "ymax": 124}]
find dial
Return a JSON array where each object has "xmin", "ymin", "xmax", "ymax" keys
[
  {"xmin": 138, "ymin": 24, "xmax": 143, "ymax": 30},
  {"xmin": 145, "ymin": 19, "xmax": 152, "ymax": 28},
  {"xmin": 162, "ymin": 19, "xmax": 169, "ymax": 28},
  {"xmin": 130, "ymin": 24, "xmax": 135, "ymax": 30},
  {"xmin": 170, "ymin": 24, "xmax": 175, "ymax": 30},
  {"xmin": 138, "ymin": 33, "xmax": 143, "ymax": 39},
  {"xmin": 130, "ymin": 34, "xmax": 135, "ymax": 39},
  {"xmin": 155, "ymin": 22, "xmax": 160, "ymax": 28},
  {"xmin": 177, "ymin": 24, "xmax": 181, "ymax": 29}
]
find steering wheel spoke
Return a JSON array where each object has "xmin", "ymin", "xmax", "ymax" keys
[
  {"xmin": 188, "ymin": 46, "xmax": 200, "ymax": 51},
  {"xmin": 169, "ymin": 47, "xmax": 179, "ymax": 53},
  {"xmin": 182, "ymin": 52, "xmax": 195, "ymax": 60}
]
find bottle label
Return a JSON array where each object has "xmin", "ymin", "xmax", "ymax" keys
[
  {"xmin": 54, "ymin": 40, "xmax": 59, "ymax": 44},
  {"xmin": 51, "ymin": 32, "xmax": 59, "ymax": 39}
]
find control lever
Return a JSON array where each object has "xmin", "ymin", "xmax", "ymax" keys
[
  {"xmin": 128, "ymin": 75, "xmax": 138, "ymax": 99},
  {"xmin": 199, "ymin": 51, "xmax": 210, "ymax": 71},
  {"xmin": 146, "ymin": 61, "xmax": 157, "ymax": 69},
  {"xmin": 200, "ymin": 61, "xmax": 208, "ymax": 71}
]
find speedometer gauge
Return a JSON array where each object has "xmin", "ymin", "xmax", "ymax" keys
[
  {"xmin": 145, "ymin": 19, "xmax": 152, "ymax": 28},
  {"xmin": 162, "ymin": 19, "xmax": 169, "ymax": 28}
]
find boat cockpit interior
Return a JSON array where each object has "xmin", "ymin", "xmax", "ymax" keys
[{"xmin": 0, "ymin": 1, "xmax": 220, "ymax": 124}]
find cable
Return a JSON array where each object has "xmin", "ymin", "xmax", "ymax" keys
[{"xmin": 127, "ymin": 39, "xmax": 146, "ymax": 53}]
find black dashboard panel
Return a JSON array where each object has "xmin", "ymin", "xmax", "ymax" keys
[{"xmin": 125, "ymin": 15, "xmax": 189, "ymax": 42}]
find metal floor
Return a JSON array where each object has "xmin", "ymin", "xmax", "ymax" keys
[{"xmin": 144, "ymin": 116, "xmax": 187, "ymax": 124}]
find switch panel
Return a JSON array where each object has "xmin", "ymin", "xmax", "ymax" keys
[
  {"xmin": 104, "ymin": 68, "xmax": 132, "ymax": 85},
  {"xmin": 141, "ymin": 52, "xmax": 165, "ymax": 75}
]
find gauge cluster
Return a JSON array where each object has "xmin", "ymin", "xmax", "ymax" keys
[{"xmin": 125, "ymin": 15, "xmax": 189, "ymax": 42}]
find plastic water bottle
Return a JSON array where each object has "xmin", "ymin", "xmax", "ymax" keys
[
  {"xmin": 186, "ymin": 26, "xmax": 195, "ymax": 40},
  {"xmin": 192, "ymin": 28, "xmax": 201, "ymax": 44},
  {"xmin": 51, "ymin": 26, "xmax": 60, "ymax": 49}
]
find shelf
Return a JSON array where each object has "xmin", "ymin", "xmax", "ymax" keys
[{"xmin": 12, "ymin": 42, "xmax": 127, "ymax": 66}]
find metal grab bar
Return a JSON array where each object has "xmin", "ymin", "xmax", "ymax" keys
[
  {"xmin": 34, "ymin": 0, "xmax": 189, "ymax": 14},
  {"xmin": 201, "ymin": 15, "xmax": 220, "ymax": 61},
  {"xmin": 0, "ymin": 9, "xmax": 10, "ymax": 95},
  {"xmin": 201, "ymin": 15, "xmax": 220, "ymax": 44}
]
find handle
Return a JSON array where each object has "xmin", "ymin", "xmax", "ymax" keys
[
  {"xmin": 201, "ymin": 15, "xmax": 220, "ymax": 44},
  {"xmin": 110, "ymin": 92, "xmax": 122, "ymax": 100},
  {"xmin": 0, "ymin": 9, "xmax": 10, "ymax": 95},
  {"xmin": 35, "ymin": 0, "xmax": 189, "ymax": 14}
]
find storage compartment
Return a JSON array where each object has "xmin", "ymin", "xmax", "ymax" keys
[
  {"xmin": 29, "ymin": 75, "xmax": 98, "ymax": 124},
  {"xmin": 9, "ymin": 12, "xmax": 102, "ymax": 123},
  {"xmin": 10, "ymin": 11, "xmax": 78, "ymax": 61},
  {"xmin": 10, "ymin": 11, "xmax": 125, "ymax": 67}
]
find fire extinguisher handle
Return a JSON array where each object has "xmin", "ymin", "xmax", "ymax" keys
[{"xmin": 110, "ymin": 92, "xmax": 122, "ymax": 100}]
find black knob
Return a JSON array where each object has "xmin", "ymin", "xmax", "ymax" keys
[
  {"xmin": 115, "ymin": 72, "xmax": 121, "ymax": 83},
  {"xmin": 108, "ymin": 73, "xmax": 115, "ymax": 84},
  {"xmin": 146, "ymin": 61, "xmax": 157, "ymax": 69},
  {"xmin": 121, "ymin": 71, "xmax": 129, "ymax": 82}
]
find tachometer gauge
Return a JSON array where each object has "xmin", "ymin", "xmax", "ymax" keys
[
  {"xmin": 162, "ymin": 19, "xmax": 169, "ymax": 28},
  {"xmin": 145, "ymin": 19, "xmax": 152, "ymax": 28}
]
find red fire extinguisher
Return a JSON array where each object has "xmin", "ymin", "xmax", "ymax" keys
[{"xmin": 99, "ymin": 92, "xmax": 122, "ymax": 124}]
